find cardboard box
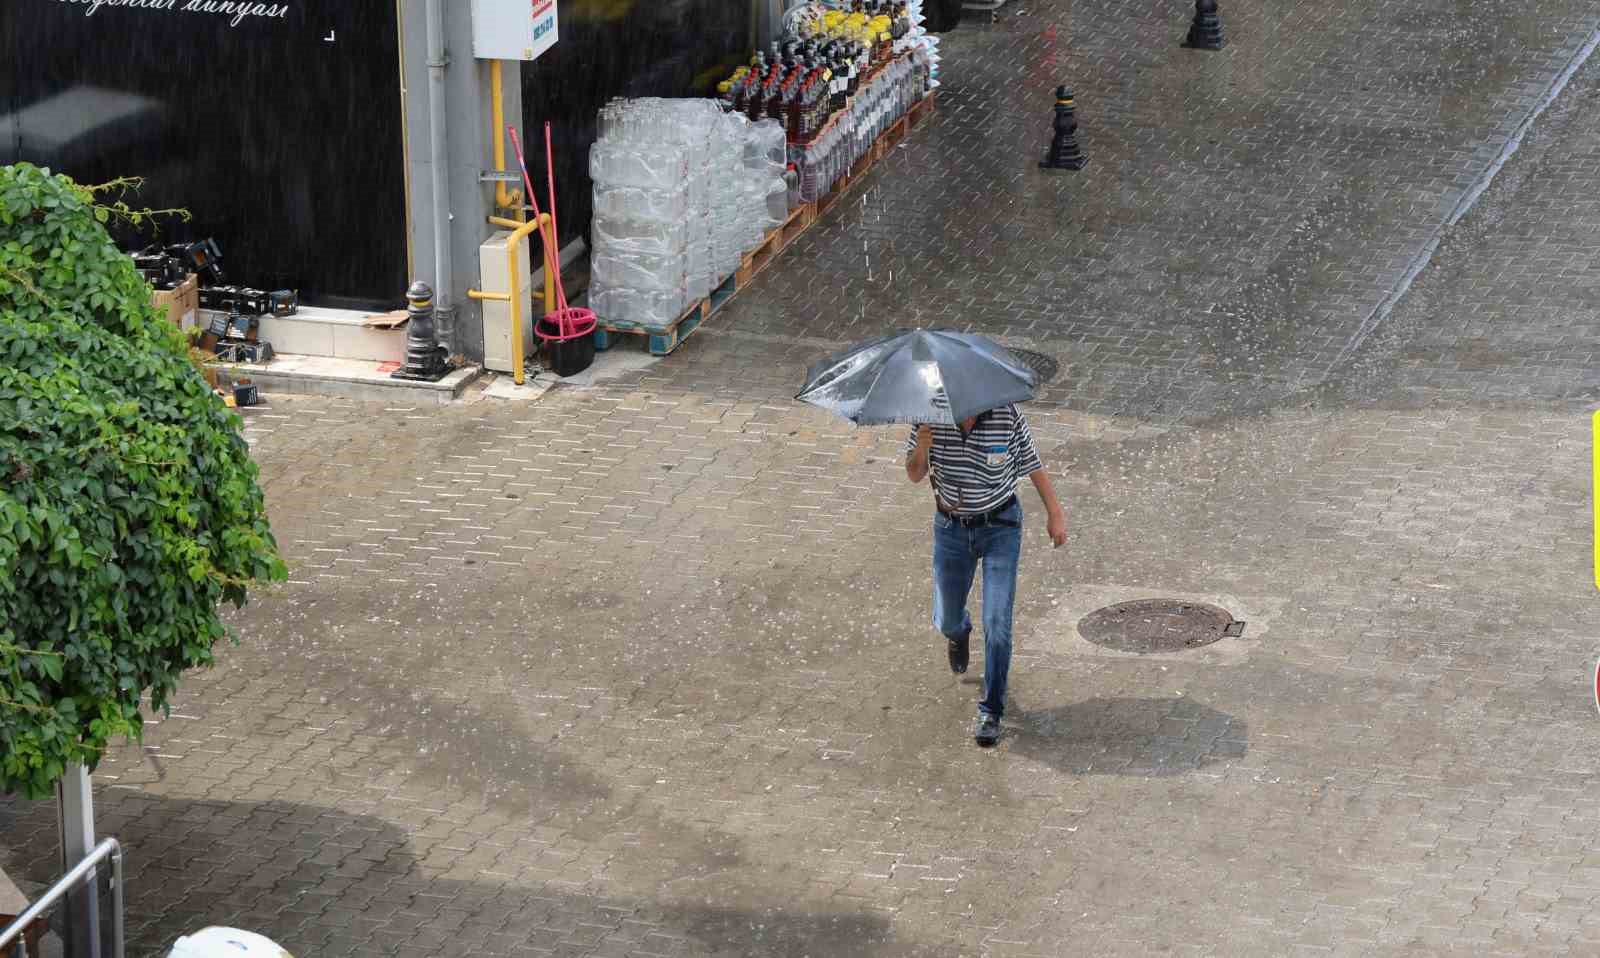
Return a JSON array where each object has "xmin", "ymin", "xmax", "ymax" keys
[{"xmin": 151, "ymin": 274, "xmax": 200, "ymax": 331}]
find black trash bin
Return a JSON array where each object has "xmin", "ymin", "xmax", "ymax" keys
[{"xmin": 538, "ymin": 316, "xmax": 595, "ymax": 377}]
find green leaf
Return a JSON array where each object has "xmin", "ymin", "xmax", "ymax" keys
[{"xmin": 0, "ymin": 162, "xmax": 284, "ymax": 798}]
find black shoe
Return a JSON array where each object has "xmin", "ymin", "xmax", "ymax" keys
[
  {"xmin": 974, "ymin": 712, "xmax": 1001, "ymax": 747},
  {"xmin": 947, "ymin": 630, "xmax": 970, "ymax": 674}
]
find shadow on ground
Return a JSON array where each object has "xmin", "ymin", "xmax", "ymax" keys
[
  {"xmin": 0, "ymin": 793, "xmax": 942, "ymax": 958},
  {"xmin": 1008, "ymin": 696, "xmax": 1247, "ymax": 776}
]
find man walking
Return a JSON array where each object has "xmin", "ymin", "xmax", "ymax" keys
[{"xmin": 906, "ymin": 404, "xmax": 1067, "ymax": 746}]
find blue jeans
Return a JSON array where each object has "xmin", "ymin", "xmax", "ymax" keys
[{"xmin": 932, "ymin": 499, "xmax": 1022, "ymax": 719}]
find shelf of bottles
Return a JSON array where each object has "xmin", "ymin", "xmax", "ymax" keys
[{"xmin": 718, "ymin": 0, "xmax": 938, "ymax": 204}]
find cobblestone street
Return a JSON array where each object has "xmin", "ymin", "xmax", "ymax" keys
[{"xmin": 7, "ymin": 1, "xmax": 1600, "ymax": 955}]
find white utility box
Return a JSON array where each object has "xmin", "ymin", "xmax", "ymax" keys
[
  {"xmin": 479, "ymin": 230, "xmax": 534, "ymax": 374},
  {"xmin": 470, "ymin": 0, "xmax": 559, "ymax": 61}
]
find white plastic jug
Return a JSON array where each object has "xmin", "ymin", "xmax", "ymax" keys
[{"xmin": 168, "ymin": 927, "xmax": 293, "ymax": 958}]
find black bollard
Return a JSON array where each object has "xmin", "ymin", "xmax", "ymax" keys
[
  {"xmin": 1183, "ymin": 0, "xmax": 1225, "ymax": 50},
  {"xmin": 1039, "ymin": 86, "xmax": 1087, "ymax": 171},
  {"xmin": 391, "ymin": 280, "xmax": 450, "ymax": 382}
]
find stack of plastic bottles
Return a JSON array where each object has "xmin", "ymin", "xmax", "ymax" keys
[
  {"xmin": 589, "ymin": 99, "xmax": 790, "ymax": 329},
  {"xmin": 708, "ymin": 114, "xmax": 745, "ymax": 284},
  {"xmin": 743, "ymin": 117, "xmax": 791, "ymax": 248},
  {"xmin": 588, "ymin": 99, "xmax": 695, "ymax": 328}
]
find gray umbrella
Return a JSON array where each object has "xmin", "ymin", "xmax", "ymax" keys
[{"xmin": 795, "ymin": 329, "xmax": 1039, "ymax": 425}]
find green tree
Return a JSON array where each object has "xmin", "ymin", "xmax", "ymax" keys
[{"xmin": 0, "ymin": 164, "xmax": 286, "ymax": 799}]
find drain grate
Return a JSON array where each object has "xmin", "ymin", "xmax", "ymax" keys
[
  {"xmin": 1004, "ymin": 348, "xmax": 1061, "ymax": 385},
  {"xmin": 1078, "ymin": 599, "xmax": 1241, "ymax": 654}
]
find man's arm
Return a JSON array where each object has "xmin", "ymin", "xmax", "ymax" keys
[
  {"xmin": 1029, "ymin": 468, "xmax": 1068, "ymax": 548},
  {"xmin": 906, "ymin": 425, "xmax": 932, "ymax": 484},
  {"xmin": 1013, "ymin": 413, "xmax": 1066, "ymax": 548}
]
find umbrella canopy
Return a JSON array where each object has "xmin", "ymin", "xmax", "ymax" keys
[{"xmin": 795, "ymin": 329, "xmax": 1039, "ymax": 425}]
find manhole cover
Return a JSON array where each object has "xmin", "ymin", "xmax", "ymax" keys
[
  {"xmin": 1004, "ymin": 348, "xmax": 1060, "ymax": 385},
  {"xmin": 1077, "ymin": 599, "xmax": 1238, "ymax": 654}
]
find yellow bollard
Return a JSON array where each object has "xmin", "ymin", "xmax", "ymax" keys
[{"xmin": 469, "ymin": 214, "xmax": 555, "ymax": 386}]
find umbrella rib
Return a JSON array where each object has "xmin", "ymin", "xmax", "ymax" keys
[
  {"xmin": 944, "ymin": 333, "xmax": 1037, "ymax": 387},
  {"xmin": 795, "ymin": 356, "xmax": 849, "ymax": 399},
  {"xmin": 856, "ymin": 349, "xmax": 906, "ymax": 422}
]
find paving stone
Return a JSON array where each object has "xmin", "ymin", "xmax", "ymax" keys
[{"xmin": 7, "ymin": 4, "xmax": 1600, "ymax": 956}]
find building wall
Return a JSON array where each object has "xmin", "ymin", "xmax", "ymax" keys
[
  {"xmin": 2, "ymin": 1, "xmax": 411, "ymax": 311},
  {"xmin": 397, "ymin": 0, "xmax": 516, "ymax": 362}
]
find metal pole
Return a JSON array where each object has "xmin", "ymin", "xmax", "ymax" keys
[
  {"xmin": 425, "ymin": 0, "xmax": 455, "ymax": 354},
  {"xmin": 0, "ymin": 840, "xmax": 123, "ymax": 958},
  {"xmin": 488, "ymin": 60, "xmax": 521, "ymax": 217},
  {"xmin": 55, "ymin": 765, "xmax": 100, "ymax": 958},
  {"xmin": 109, "ymin": 849, "xmax": 123, "ymax": 958}
]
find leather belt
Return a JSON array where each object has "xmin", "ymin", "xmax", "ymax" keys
[{"xmin": 939, "ymin": 494, "xmax": 1018, "ymax": 528}]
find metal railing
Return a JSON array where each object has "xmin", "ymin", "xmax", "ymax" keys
[{"xmin": 0, "ymin": 838, "xmax": 124, "ymax": 958}]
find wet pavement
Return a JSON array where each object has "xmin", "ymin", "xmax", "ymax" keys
[{"xmin": 6, "ymin": 1, "xmax": 1600, "ymax": 955}]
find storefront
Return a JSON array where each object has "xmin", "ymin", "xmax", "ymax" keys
[
  {"xmin": 3, "ymin": 1, "xmax": 760, "ymax": 331},
  {"xmin": 1, "ymin": 1, "xmax": 410, "ymax": 310}
]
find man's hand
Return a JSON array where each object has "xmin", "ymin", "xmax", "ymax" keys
[
  {"xmin": 1046, "ymin": 508, "xmax": 1068, "ymax": 548},
  {"xmin": 1029, "ymin": 468, "xmax": 1067, "ymax": 549},
  {"xmin": 906, "ymin": 425, "xmax": 933, "ymax": 484}
]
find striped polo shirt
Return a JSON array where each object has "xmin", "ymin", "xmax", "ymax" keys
[{"xmin": 905, "ymin": 404, "xmax": 1044, "ymax": 515}]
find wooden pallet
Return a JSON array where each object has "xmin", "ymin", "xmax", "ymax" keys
[
  {"xmin": 782, "ymin": 202, "xmax": 817, "ymax": 246},
  {"xmin": 594, "ymin": 295, "xmax": 708, "ymax": 357},
  {"xmin": 594, "ymin": 206, "xmax": 813, "ymax": 356},
  {"xmin": 816, "ymin": 176, "xmax": 850, "ymax": 215},
  {"xmin": 737, "ymin": 203, "xmax": 812, "ymax": 284},
  {"xmin": 875, "ymin": 115, "xmax": 909, "ymax": 160},
  {"xmin": 815, "ymin": 147, "xmax": 878, "ymax": 215},
  {"xmin": 814, "ymin": 93, "xmax": 937, "ymax": 214},
  {"xmin": 591, "ymin": 91, "xmax": 937, "ymax": 357}
]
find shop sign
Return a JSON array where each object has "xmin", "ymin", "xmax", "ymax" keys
[
  {"xmin": 49, "ymin": 0, "xmax": 295, "ymax": 29},
  {"xmin": 471, "ymin": 0, "xmax": 559, "ymax": 62}
]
